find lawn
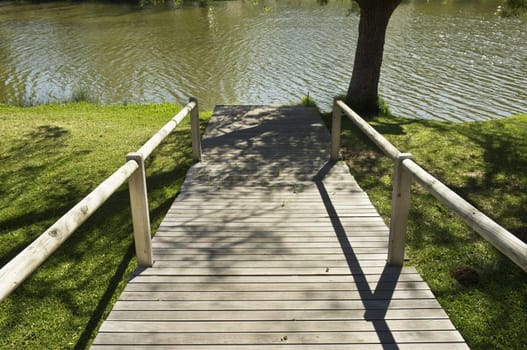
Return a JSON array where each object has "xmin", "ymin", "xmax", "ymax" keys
[
  {"xmin": 327, "ymin": 110, "xmax": 527, "ymax": 350},
  {"xmin": 1, "ymin": 101, "xmax": 525, "ymax": 349},
  {"xmin": 0, "ymin": 103, "xmax": 210, "ymax": 349}
]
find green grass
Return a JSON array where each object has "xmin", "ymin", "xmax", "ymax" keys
[
  {"xmin": 0, "ymin": 102, "xmax": 211, "ymax": 349},
  {"xmin": 325, "ymin": 112, "xmax": 527, "ymax": 350},
  {"xmin": 297, "ymin": 95, "xmax": 317, "ymax": 107},
  {"xmin": 1, "ymin": 101, "xmax": 525, "ymax": 349}
]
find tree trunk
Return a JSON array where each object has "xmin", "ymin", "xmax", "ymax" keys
[{"xmin": 346, "ymin": 0, "xmax": 401, "ymax": 117}]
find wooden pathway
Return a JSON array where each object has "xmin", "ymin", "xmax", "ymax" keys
[{"xmin": 91, "ymin": 106, "xmax": 468, "ymax": 349}]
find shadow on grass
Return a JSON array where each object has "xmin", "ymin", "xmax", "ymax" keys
[
  {"xmin": 330, "ymin": 111, "xmax": 527, "ymax": 350},
  {"xmin": 0, "ymin": 120, "xmax": 205, "ymax": 349},
  {"xmin": 328, "ymin": 112, "xmax": 527, "ymax": 244},
  {"xmin": 455, "ymin": 120, "xmax": 527, "ymax": 241}
]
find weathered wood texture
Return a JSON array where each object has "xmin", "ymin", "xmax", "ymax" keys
[
  {"xmin": 126, "ymin": 153, "xmax": 153, "ymax": 267},
  {"xmin": 92, "ymin": 106, "xmax": 467, "ymax": 349},
  {"xmin": 0, "ymin": 160, "xmax": 139, "ymax": 302}
]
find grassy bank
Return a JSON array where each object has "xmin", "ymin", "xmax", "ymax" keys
[
  {"xmin": 1, "ymin": 102, "xmax": 525, "ymax": 349},
  {"xmin": 327, "ymin": 112, "xmax": 527, "ymax": 349},
  {"xmin": 0, "ymin": 103, "xmax": 210, "ymax": 349}
]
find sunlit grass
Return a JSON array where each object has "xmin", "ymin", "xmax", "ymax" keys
[
  {"xmin": 323, "ymin": 111, "xmax": 527, "ymax": 350},
  {"xmin": 1, "ymin": 101, "xmax": 525, "ymax": 349},
  {"xmin": 0, "ymin": 103, "xmax": 211, "ymax": 349}
]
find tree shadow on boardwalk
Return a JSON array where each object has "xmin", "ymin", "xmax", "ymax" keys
[
  {"xmin": 147, "ymin": 105, "xmax": 336, "ymax": 273},
  {"xmin": 126, "ymin": 105, "xmax": 406, "ymax": 347},
  {"xmin": 152, "ymin": 105, "xmax": 345, "ymax": 273}
]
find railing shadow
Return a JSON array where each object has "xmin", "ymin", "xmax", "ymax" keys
[
  {"xmin": 73, "ymin": 243, "xmax": 135, "ymax": 350},
  {"xmin": 315, "ymin": 160, "xmax": 401, "ymax": 349}
]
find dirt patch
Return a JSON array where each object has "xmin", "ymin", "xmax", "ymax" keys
[{"xmin": 451, "ymin": 266, "xmax": 480, "ymax": 286}]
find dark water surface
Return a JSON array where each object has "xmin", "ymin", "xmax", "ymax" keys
[{"xmin": 0, "ymin": 0, "xmax": 525, "ymax": 121}]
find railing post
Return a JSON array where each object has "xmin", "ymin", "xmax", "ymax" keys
[
  {"xmin": 331, "ymin": 98, "xmax": 342, "ymax": 161},
  {"xmin": 126, "ymin": 152, "xmax": 153, "ymax": 267},
  {"xmin": 190, "ymin": 97, "xmax": 202, "ymax": 162},
  {"xmin": 388, "ymin": 153, "xmax": 413, "ymax": 266}
]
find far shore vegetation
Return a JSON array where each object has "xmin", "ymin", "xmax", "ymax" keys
[
  {"xmin": 3, "ymin": 0, "xmax": 526, "ymax": 17},
  {"xmin": 497, "ymin": 0, "xmax": 527, "ymax": 16}
]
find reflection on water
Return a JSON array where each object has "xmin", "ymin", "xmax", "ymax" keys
[{"xmin": 0, "ymin": 0, "xmax": 525, "ymax": 121}]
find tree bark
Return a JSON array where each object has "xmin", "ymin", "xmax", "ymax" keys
[{"xmin": 346, "ymin": 0, "xmax": 401, "ymax": 117}]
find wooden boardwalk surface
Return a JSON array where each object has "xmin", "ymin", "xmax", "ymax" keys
[{"xmin": 91, "ymin": 106, "xmax": 468, "ymax": 349}]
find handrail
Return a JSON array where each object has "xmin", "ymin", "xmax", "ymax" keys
[
  {"xmin": 137, "ymin": 98, "xmax": 200, "ymax": 160},
  {"xmin": 0, "ymin": 99, "xmax": 201, "ymax": 302},
  {"xmin": 331, "ymin": 99, "xmax": 527, "ymax": 272},
  {"xmin": 0, "ymin": 161, "xmax": 138, "ymax": 301},
  {"xmin": 402, "ymin": 159, "xmax": 527, "ymax": 271},
  {"xmin": 334, "ymin": 100, "xmax": 399, "ymax": 160}
]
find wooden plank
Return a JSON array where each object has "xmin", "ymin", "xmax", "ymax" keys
[
  {"xmin": 174, "ymin": 196, "xmax": 373, "ymax": 201},
  {"xmin": 151, "ymin": 260, "xmax": 388, "ymax": 268},
  {"xmin": 171, "ymin": 196, "xmax": 373, "ymax": 201},
  {"xmin": 118, "ymin": 289, "xmax": 436, "ymax": 301},
  {"xmin": 150, "ymin": 253, "xmax": 388, "ymax": 261},
  {"xmin": 136, "ymin": 266, "xmax": 410, "ymax": 276},
  {"xmin": 152, "ymin": 248, "xmax": 390, "ymax": 254},
  {"xmin": 128, "ymin": 273, "xmax": 425, "ymax": 283},
  {"xmin": 112, "ymin": 299, "xmax": 442, "ymax": 310},
  {"xmin": 106, "ymin": 308, "xmax": 450, "ymax": 321},
  {"xmin": 157, "ymin": 221, "xmax": 388, "ymax": 227},
  {"xmin": 171, "ymin": 197, "xmax": 371, "ymax": 201},
  {"xmin": 151, "ymin": 241, "xmax": 389, "ymax": 249},
  {"xmin": 163, "ymin": 212, "xmax": 382, "ymax": 218},
  {"xmin": 175, "ymin": 188, "xmax": 362, "ymax": 194},
  {"xmin": 155, "ymin": 228, "xmax": 389, "ymax": 235},
  {"xmin": 153, "ymin": 234, "xmax": 390, "ymax": 241},
  {"xmin": 99, "ymin": 319, "xmax": 455, "ymax": 333},
  {"xmin": 123, "ymin": 281, "xmax": 431, "ymax": 291},
  {"xmin": 91, "ymin": 344, "xmax": 470, "ymax": 350},
  {"xmin": 185, "ymin": 172, "xmax": 356, "ymax": 179},
  {"xmin": 156, "ymin": 225, "xmax": 390, "ymax": 232},
  {"xmin": 165, "ymin": 205, "xmax": 378, "ymax": 211},
  {"xmin": 158, "ymin": 218, "xmax": 387, "ymax": 224},
  {"xmin": 93, "ymin": 330, "xmax": 464, "ymax": 345}
]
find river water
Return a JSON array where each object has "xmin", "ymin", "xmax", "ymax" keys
[{"xmin": 0, "ymin": 0, "xmax": 525, "ymax": 121}]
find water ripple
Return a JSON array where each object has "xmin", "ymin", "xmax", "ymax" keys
[{"xmin": 0, "ymin": 0, "xmax": 525, "ymax": 121}]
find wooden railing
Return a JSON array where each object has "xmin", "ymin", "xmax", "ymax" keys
[
  {"xmin": 0, "ymin": 98, "xmax": 201, "ymax": 301},
  {"xmin": 331, "ymin": 99, "xmax": 527, "ymax": 272}
]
